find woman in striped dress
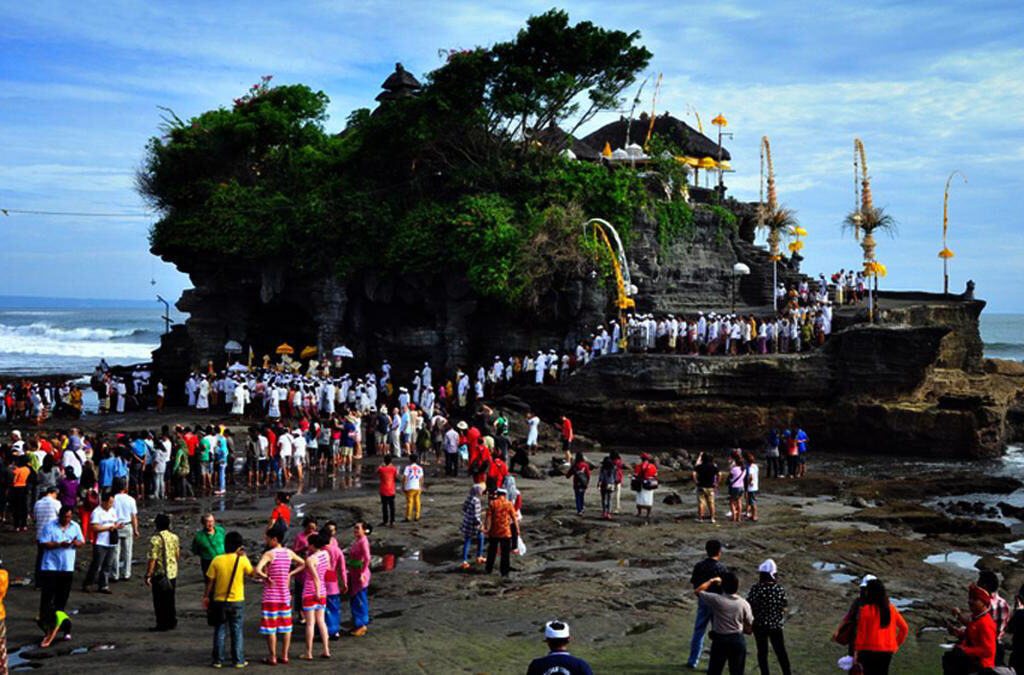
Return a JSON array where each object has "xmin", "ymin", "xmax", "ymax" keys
[
  {"xmin": 301, "ymin": 534, "xmax": 330, "ymax": 660},
  {"xmin": 255, "ymin": 526, "xmax": 304, "ymax": 666}
]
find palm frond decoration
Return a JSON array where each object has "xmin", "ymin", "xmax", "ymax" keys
[{"xmin": 759, "ymin": 205, "xmax": 797, "ymax": 261}]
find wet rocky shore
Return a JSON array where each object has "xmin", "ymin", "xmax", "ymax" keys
[{"xmin": 3, "ymin": 410, "xmax": 1023, "ymax": 673}]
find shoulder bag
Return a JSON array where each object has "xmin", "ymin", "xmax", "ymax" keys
[{"xmin": 206, "ymin": 554, "xmax": 242, "ymax": 627}]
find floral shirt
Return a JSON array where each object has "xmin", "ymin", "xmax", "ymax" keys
[{"xmin": 149, "ymin": 531, "xmax": 180, "ymax": 579}]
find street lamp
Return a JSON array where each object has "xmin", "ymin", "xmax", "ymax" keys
[{"xmin": 732, "ymin": 262, "xmax": 750, "ymax": 312}]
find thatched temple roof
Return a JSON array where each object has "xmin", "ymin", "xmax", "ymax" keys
[
  {"xmin": 529, "ymin": 124, "xmax": 602, "ymax": 160},
  {"xmin": 375, "ymin": 63, "xmax": 422, "ymax": 103},
  {"xmin": 580, "ymin": 112, "xmax": 731, "ymax": 161}
]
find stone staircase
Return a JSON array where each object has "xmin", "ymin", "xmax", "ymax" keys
[{"xmin": 733, "ymin": 238, "xmax": 822, "ymax": 307}]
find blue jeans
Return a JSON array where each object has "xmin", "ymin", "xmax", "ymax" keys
[
  {"xmin": 350, "ymin": 589, "xmax": 369, "ymax": 628},
  {"xmin": 574, "ymin": 489, "xmax": 586, "ymax": 513},
  {"xmin": 216, "ymin": 462, "xmax": 226, "ymax": 491},
  {"xmin": 687, "ymin": 597, "xmax": 713, "ymax": 666},
  {"xmin": 212, "ymin": 601, "xmax": 244, "ymax": 665},
  {"xmin": 461, "ymin": 533, "xmax": 484, "ymax": 562}
]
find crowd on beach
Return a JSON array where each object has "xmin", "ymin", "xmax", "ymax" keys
[{"xmin": 0, "ymin": 390, "xmax": 1015, "ymax": 674}]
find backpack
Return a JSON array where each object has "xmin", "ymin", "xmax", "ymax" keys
[{"xmin": 573, "ymin": 465, "xmax": 589, "ymax": 489}]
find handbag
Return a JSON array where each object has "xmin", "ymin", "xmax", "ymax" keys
[
  {"xmin": 151, "ymin": 532, "xmax": 174, "ymax": 593},
  {"xmin": 206, "ymin": 554, "xmax": 242, "ymax": 627}
]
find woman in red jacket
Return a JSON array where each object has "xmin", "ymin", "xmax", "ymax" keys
[{"xmin": 852, "ymin": 578, "xmax": 908, "ymax": 674}]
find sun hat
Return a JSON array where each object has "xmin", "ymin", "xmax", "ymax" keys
[
  {"xmin": 758, "ymin": 559, "xmax": 778, "ymax": 577},
  {"xmin": 859, "ymin": 574, "xmax": 877, "ymax": 588}
]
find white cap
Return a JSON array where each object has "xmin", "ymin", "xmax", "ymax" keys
[
  {"xmin": 758, "ymin": 559, "xmax": 778, "ymax": 577},
  {"xmin": 544, "ymin": 620, "xmax": 570, "ymax": 640},
  {"xmin": 859, "ymin": 574, "xmax": 877, "ymax": 588}
]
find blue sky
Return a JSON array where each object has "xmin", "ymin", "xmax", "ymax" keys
[{"xmin": 1, "ymin": 1, "xmax": 1022, "ymax": 310}]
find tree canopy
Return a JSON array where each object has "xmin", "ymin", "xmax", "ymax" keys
[{"xmin": 140, "ymin": 10, "xmax": 690, "ymax": 307}]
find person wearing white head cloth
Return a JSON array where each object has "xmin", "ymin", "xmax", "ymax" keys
[
  {"xmin": 321, "ymin": 378, "xmax": 335, "ymax": 415},
  {"xmin": 610, "ymin": 320, "xmax": 621, "ymax": 354},
  {"xmin": 527, "ymin": 620, "xmax": 594, "ymax": 675},
  {"xmin": 231, "ymin": 380, "xmax": 249, "ymax": 416},
  {"xmin": 412, "ymin": 370, "xmax": 422, "ymax": 404},
  {"xmin": 421, "ymin": 362, "xmax": 432, "ymax": 389},
  {"xmin": 195, "ymin": 377, "xmax": 209, "ymax": 411},
  {"xmin": 748, "ymin": 558, "xmax": 792, "ymax": 675},
  {"xmin": 534, "ymin": 352, "xmax": 545, "ymax": 385},
  {"xmin": 457, "ymin": 371, "xmax": 470, "ymax": 409}
]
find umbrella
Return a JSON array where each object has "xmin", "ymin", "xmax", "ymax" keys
[
  {"xmin": 275, "ymin": 343, "xmax": 294, "ymax": 355},
  {"xmin": 332, "ymin": 345, "xmax": 354, "ymax": 358},
  {"xmin": 300, "ymin": 346, "xmax": 318, "ymax": 359},
  {"xmin": 227, "ymin": 362, "xmax": 248, "ymax": 372},
  {"xmin": 224, "ymin": 340, "xmax": 243, "ymax": 354}
]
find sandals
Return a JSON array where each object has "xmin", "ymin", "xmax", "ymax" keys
[{"xmin": 261, "ymin": 658, "xmax": 277, "ymax": 666}]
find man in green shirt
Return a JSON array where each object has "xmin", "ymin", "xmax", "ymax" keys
[{"xmin": 190, "ymin": 513, "xmax": 225, "ymax": 575}]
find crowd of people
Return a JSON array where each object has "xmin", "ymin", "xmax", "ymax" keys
[
  {"xmin": 0, "ymin": 379, "xmax": 85, "ymax": 424},
  {"xmin": 0, "ymin": 401, "xmax": 1018, "ymax": 674}
]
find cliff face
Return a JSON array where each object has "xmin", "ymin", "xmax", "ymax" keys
[
  {"xmin": 515, "ymin": 301, "xmax": 1024, "ymax": 459},
  {"xmin": 154, "ymin": 205, "xmax": 785, "ymax": 386}
]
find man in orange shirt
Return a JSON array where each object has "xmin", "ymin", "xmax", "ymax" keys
[{"xmin": 483, "ymin": 488, "xmax": 517, "ymax": 578}]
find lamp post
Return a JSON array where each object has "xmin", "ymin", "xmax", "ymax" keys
[
  {"xmin": 711, "ymin": 113, "xmax": 731, "ymax": 192},
  {"xmin": 732, "ymin": 262, "xmax": 750, "ymax": 313}
]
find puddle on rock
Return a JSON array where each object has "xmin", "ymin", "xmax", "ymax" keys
[
  {"xmin": 891, "ymin": 597, "xmax": 923, "ymax": 609},
  {"xmin": 923, "ymin": 551, "xmax": 981, "ymax": 572},
  {"xmin": 829, "ymin": 573, "xmax": 858, "ymax": 584},
  {"xmin": 812, "ymin": 561, "xmax": 843, "ymax": 572},
  {"xmin": 1004, "ymin": 539, "xmax": 1024, "ymax": 555}
]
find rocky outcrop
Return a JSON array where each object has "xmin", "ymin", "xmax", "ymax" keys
[
  {"xmin": 516, "ymin": 304, "xmax": 1024, "ymax": 459},
  {"xmin": 153, "ymin": 204, "xmax": 788, "ymax": 392}
]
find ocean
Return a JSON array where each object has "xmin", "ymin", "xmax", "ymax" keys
[
  {"xmin": 980, "ymin": 313, "xmax": 1024, "ymax": 362},
  {"xmin": 0, "ymin": 296, "xmax": 1019, "ymax": 377},
  {"xmin": 0, "ymin": 295, "xmax": 182, "ymax": 377}
]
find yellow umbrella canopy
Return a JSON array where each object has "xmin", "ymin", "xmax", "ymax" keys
[
  {"xmin": 938, "ymin": 247, "xmax": 955, "ymax": 259},
  {"xmin": 793, "ymin": 226, "xmax": 808, "ymax": 236},
  {"xmin": 601, "ymin": 141, "xmax": 612, "ymax": 158},
  {"xmin": 300, "ymin": 345, "xmax": 318, "ymax": 359},
  {"xmin": 275, "ymin": 343, "xmax": 294, "ymax": 355},
  {"xmin": 711, "ymin": 113, "xmax": 728, "ymax": 127},
  {"xmin": 788, "ymin": 240, "xmax": 804, "ymax": 253},
  {"xmin": 677, "ymin": 155, "xmax": 700, "ymax": 167},
  {"xmin": 698, "ymin": 157, "xmax": 717, "ymax": 169}
]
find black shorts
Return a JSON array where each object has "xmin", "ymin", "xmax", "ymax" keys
[{"xmin": 562, "ymin": 438, "xmax": 572, "ymax": 452}]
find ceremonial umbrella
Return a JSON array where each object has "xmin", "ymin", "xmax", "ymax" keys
[
  {"xmin": 300, "ymin": 346, "xmax": 318, "ymax": 359},
  {"xmin": 227, "ymin": 362, "xmax": 248, "ymax": 372},
  {"xmin": 275, "ymin": 343, "xmax": 294, "ymax": 355},
  {"xmin": 224, "ymin": 340, "xmax": 243, "ymax": 354},
  {"xmin": 332, "ymin": 346, "xmax": 354, "ymax": 358}
]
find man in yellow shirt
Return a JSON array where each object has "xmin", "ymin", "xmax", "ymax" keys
[{"xmin": 203, "ymin": 531, "xmax": 253, "ymax": 668}]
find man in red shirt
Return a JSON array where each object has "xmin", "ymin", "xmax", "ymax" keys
[
  {"xmin": 468, "ymin": 442, "xmax": 491, "ymax": 493},
  {"xmin": 560, "ymin": 417, "xmax": 573, "ymax": 463},
  {"xmin": 945, "ymin": 583, "xmax": 997, "ymax": 673},
  {"xmin": 377, "ymin": 455, "xmax": 398, "ymax": 527},
  {"xmin": 466, "ymin": 425, "xmax": 481, "ymax": 457},
  {"xmin": 488, "ymin": 448, "xmax": 508, "ymax": 494}
]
